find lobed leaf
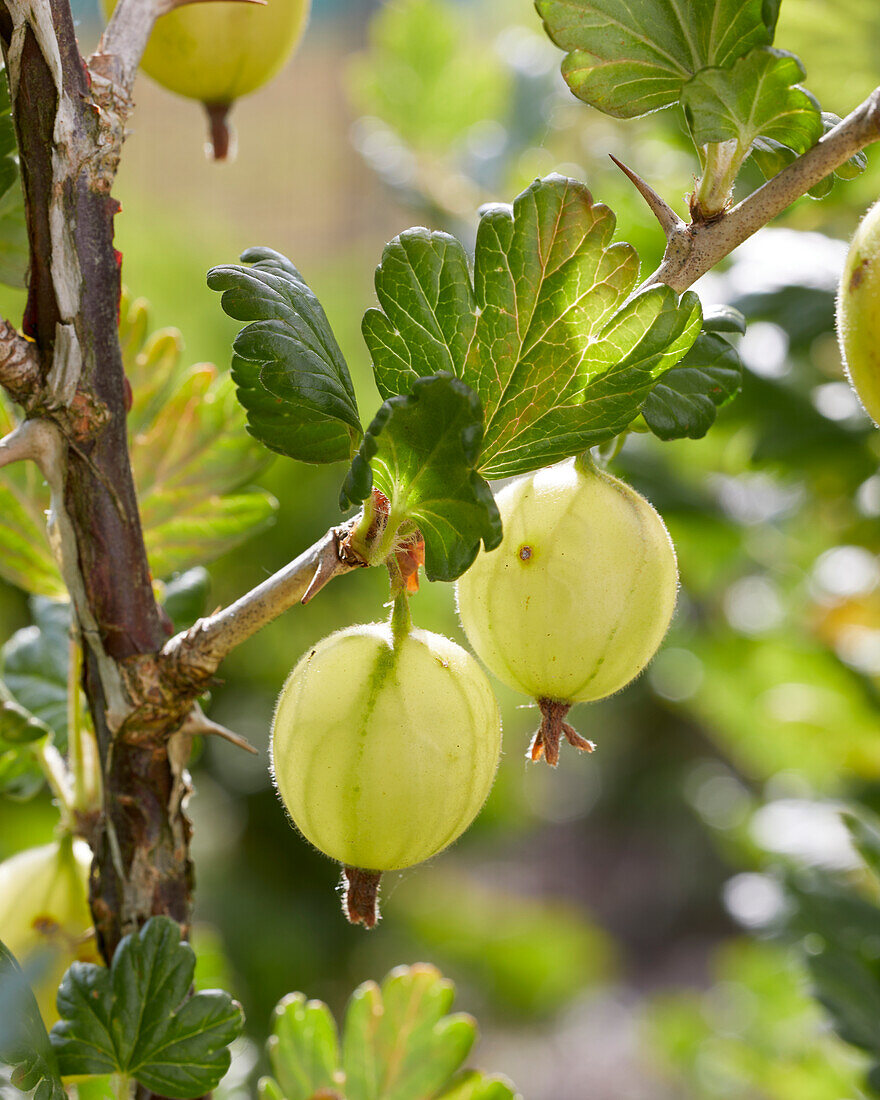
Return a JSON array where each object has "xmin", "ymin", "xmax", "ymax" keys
[
  {"xmin": 341, "ymin": 374, "xmax": 501, "ymax": 582},
  {"xmin": 682, "ymin": 47, "xmax": 822, "ymax": 156},
  {"xmin": 360, "ymin": 176, "xmax": 704, "ymax": 482},
  {"xmin": 51, "ymin": 917, "xmax": 244, "ymax": 1099},
  {"xmin": 641, "ymin": 332, "xmax": 743, "ymax": 441},
  {"xmin": 364, "ymin": 229, "xmax": 476, "ymax": 401},
  {"xmin": 0, "ymin": 941, "xmax": 65, "ymax": 1100},
  {"xmin": 342, "ymin": 964, "xmax": 477, "ymax": 1100},
  {"xmin": 535, "ymin": 0, "xmax": 773, "ymax": 118},
  {"xmin": 208, "ymin": 248, "xmax": 363, "ymax": 464}
]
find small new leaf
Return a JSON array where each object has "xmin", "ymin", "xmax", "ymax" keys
[
  {"xmin": 0, "ymin": 941, "xmax": 65, "ymax": 1100},
  {"xmin": 641, "ymin": 332, "xmax": 742, "ymax": 441},
  {"xmin": 342, "ymin": 964, "xmax": 478, "ymax": 1100},
  {"xmin": 50, "ymin": 917, "xmax": 244, "ymax": 1099},
  {"xmin": 258, "ymin": 993, "xmax": 341, "ymax": 1100},
  {"xmin": 536, "ymin": 0, "xmax": 773, "ymax": 118},
  {"xmin": 341, "ymin": 374, "xmax": 501, "ymax": 582},
  {"xmin": 208, "ymin": 248, "xmax": 363, "ymax": 464},
  {"xmin": 682, "ymin": 47, "xmax": 822, "ymax": 157}
]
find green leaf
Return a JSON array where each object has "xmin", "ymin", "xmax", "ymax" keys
[
  {"xmin": 682, "ymin": 47, "xmax": 822, "ymax": 155},
  {"xmin": 341, "ymin": 374, "xmax": 501, "ymax": 582},
  {"xmin": 50, "ymin": 917, "xmax": 244, "ymax": 1099},
  {"xmin": 641, "ymin": 332, "xmax": 742, "ymax": 441},
  {"xmin": 1, "ymin": 598, "xmax": 70, "ymax": 745},
  {"xmin": 359, "ymin": 177, "xmax": 704, "ymax": 480},
  {"xmin": 342, "ymin": 964, "xmax": 477, "ymax": 1100},
  {"xmin": 0, "ymin": 694, "xmax": 52, "ymax": 743},
  {"xmin": 258, "ymin": 993, "xmax": 340, "ymax": 1100},
  {"xmin": 435, "ymin": 1073, "xmax": 518, "ymax": 1100},
  {"xmin": 703, "ymin": 305, "xmax": 747, "ymax": 334},
  {"xmin": 0, "ymin": 393, "xmax": 66, "ymax": 598},
  {"xmin": 131, "ymin": 361, "xmax": 277, "ymax": 578},
  {"xmin": 536, "ymin": 0, "xmax": 773, "ymax": 118},
  {"xmin": 0, "ymin": 941, "xmax": 65, "ymax": 1100},
  {"xmin": 0, "ymin": 67, "xmax": 27, "ymax": 289},
  {"xmin": 0, "ymin": 291, "xmax": 276, "ymax": 595},
  {"xmin": 160, "ymin": 567, "xmax": 210, "ymax": 631},
  {"xmin": 208, "ymin": 248, "xmax": 363, "ymax": 464},
  {"xmin": 364, "ymin": 229, "xmax": 476, "ymax": 401},
  {"xmin": 751, "ymin": 111, "xmax": 867, "ymax": 196}
]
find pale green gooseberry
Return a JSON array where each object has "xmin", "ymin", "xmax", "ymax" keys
[
  {"xmin": 271, "ymin": 621, "xmax": 501, "ymax": 925},
  {"xmin": 456, "ymin": 456, "xmax": 678, "ymax": 765},
  {"xmin": 0, "ymin": 838, "xmax": 99, "ymax": 1026},
  {"xmin": 837, "ymin": 197, "xmax": 880, "ymax": 425}
]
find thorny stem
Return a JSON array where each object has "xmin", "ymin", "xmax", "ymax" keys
[
  {"xmin": 614, "ymin": 85, "xmax": 880, "ymax": 293},
  {"xmin": 160, "ymin": 523, "xmax": 366, "ymax": 696}
]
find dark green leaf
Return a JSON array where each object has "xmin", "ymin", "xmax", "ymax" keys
[
  {"xmin": 536, "ymin": 0, "xmax": 773, "ymax": 118},
  {"xmin": 703, "ymin": 305, "xmax": 747, "ymax": 335},
  {"xmin": 51, "ymin": 917, "xmax": 244, "ymax": 1099},
  {"xmin": 208, "ymin": 248, "xmax": 362, "ymax": 464},
  {"xmin": 364, "ymin": 229, "xmax": 476, "ymax": 400},
  {"xmin": 682, "ymin": 48, "xmax": 822, "ymax": 155},
  {"xmin": 0, "ymin": 941, "xmax": 65, "ymax": 1100},
  {"xmin": 258, "ymin": 993, "xmax": 340, "ymax": 1100},
  {"xmin": 642, "ymin": 332, "xmax": 742, "ymax": 440},
  {"xmin": 342, "ymin": 964, "xmax": 477, "ymax": 1100},
  {"xmin": 0, "ymin": 749, "xmax": 43, "ymax": 800},
  {"xmin": 1, "ymin": 598, "xmax": 70, "ymax": 745},
  {"xmin": 0, "ymin": 694, "xmax": 52, "ymax": 743},
  {"xmin": 340, "ymin": 374, "xmax": 501, "ymax": 582},
  {"xmin": 161, "ymin": 567, "xmax": 210, "ymax": 631}
]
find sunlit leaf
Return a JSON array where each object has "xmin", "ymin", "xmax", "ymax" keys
[
  {"xmin": 342, "ymin": 965, "xmax": 477, "ymax": 1100},
  {"xmin": 536, "ymin": 0, "xmax": 774, "ymax": 118},
  {"xmin": 682, "ymin": 47, "xmax": 822, "ymax": 156}
]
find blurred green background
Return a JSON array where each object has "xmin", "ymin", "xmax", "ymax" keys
[{"xmin": 4, "ymin": 0, "xmax": 880, "ymax": 1096}]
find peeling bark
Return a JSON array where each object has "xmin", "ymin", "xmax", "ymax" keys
[{"xmin": 0, "ymin": 0, "xmax": 192, "ymax": 961}]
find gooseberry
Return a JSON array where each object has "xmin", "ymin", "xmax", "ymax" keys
[
  {"xmin": 270, "ymin": 620, "xmax": 501, "ymax": 926},
  {"xmin": 456, "ymin": 456, "xmax": 678, "ymax": 765},
  {"xmin": 837, "ymin": 198, "xmax": 880, "ymax": 425},
  {"xmin": 102, "ymin": 0, "xmax": 311, "ymax": 158},
  {"xmin": 0, "ymin": 838, "xmax": 99, "ymax": 1026}
]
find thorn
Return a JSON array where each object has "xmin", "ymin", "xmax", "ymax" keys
[
  {"xmin": 608, "ymin": 154, "xmax": 684, "ymax": 238},
  {"xmin": 182, "ymin": 704, "xmax": 258, "ymax": 754},
  {"xmin": 302, "ymin": 529, "xmax": 361, "ymax": 605}
]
